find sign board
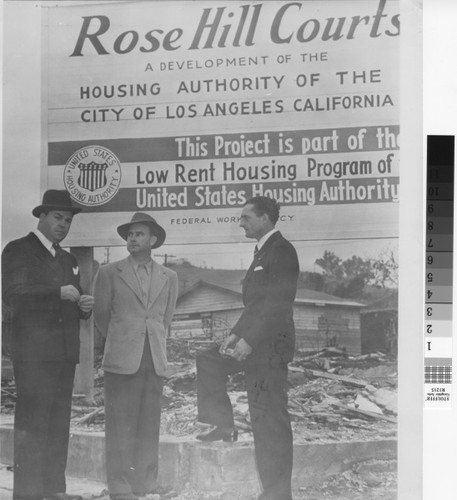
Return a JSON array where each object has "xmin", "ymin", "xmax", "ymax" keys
[{"xmin": 44, "ymin": 0, "xmax": 400, "ymax": 247}]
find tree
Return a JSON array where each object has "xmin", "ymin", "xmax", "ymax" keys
[
  {"xmin": 312, "ymin": 249, "xmax": 398, "ymax": 299},
  {"xmin": 334, "ymin": 276, "xmax": 366, "ymax": 299},
  {"xmin": 371, "ymin": 249, "xmax": 399, "ymax": 287},
  {"xmin": 342, "ymin": 255, "xmax": 374, "ymax": 283},
  {"xmin": 315, "ymin": 251, "xmax": 344, "ymax": 280},
  {"xmin": 299, "ymin": 271, "xmax": 325, "ymax": 291}
]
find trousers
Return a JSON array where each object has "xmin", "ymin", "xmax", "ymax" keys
[
  {"xmin": 13, "ymin": 360, "xmax": 76, "ymax": 500},
  {"xmin": 197, "ymin": 346, "xmax": 293, "ymax": 500},
  {"xmin": 104, "ymin": 336, "xmax": 164, "ymax": 495}
]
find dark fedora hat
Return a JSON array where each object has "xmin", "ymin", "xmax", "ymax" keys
[
  {"xmin": 117, "ymin": 212, "xmax": 166, "ymax": 248},
  {"xmin": 32, "ymin": 189, "xmax": 82, "ymax": 218}
]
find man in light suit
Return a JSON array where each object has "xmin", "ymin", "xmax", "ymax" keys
[
  {"xmin": 196, "ymin": 196, "xmax": 299, "ymax": 500},
  {"xmin": 94, "ymin": 212, "xmax": 178, "ymax": 500},
  {"xmin": 2, "ymin": 189, "xmax": 94, "ymax": 500}
]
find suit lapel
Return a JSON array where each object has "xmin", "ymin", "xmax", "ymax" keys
[
  {"xmin": 246, "ymin": 231, "xmax": 282, "ymax": 269},
  {"xmin": 147, "ymin": 261, "xmax": 167, "ymax": 309},
  {"xmin": 116, "ymin": 258, "xmax": 167, "ymax": 308},
  {"xmin": 116, "ymin": 258, "xmax": 144, "ymax": 305},
  {"xmin": 242, "ymin": 231, "xmax": 283, "ymax": 298},
  {"xmin": 27, "ymin": 233, "xmax": 65, "ymax": 275}
]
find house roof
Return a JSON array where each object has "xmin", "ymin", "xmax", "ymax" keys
[
  {"xmin": 294, "ymin": 288, "xmax": 365, "ymax": 308},
  {"xmin": 177, "ymin": 278, "xmax": 365, "ymax": 309},
  {"xmin": 171, "ymin": 263, "xmax": 245, "ymax": 293},
  {"xmin": 177, "ymin": 280, "xmax": 241, "ymax": 301}
]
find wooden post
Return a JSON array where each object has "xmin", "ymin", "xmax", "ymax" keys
[{"xmin": 71, "ymin": 246, "xmax": 94, "ymax": 399}]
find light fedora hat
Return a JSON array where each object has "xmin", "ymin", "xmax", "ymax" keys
[
  {"xmin": 32, "ymin": 189, "xmax": 82, "ymax": 218},
  {"xmin": 117, "ymin": 212, "xmax": 166, "ymax": 249}
]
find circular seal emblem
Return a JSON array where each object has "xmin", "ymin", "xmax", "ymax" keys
[{"xmin": 63, "ymin": 145, "xmax": 122, "ymax": 207}]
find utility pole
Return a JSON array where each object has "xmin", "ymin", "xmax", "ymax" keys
[
  {"xmin": 71, "ymin": 247, "xmax": 94, "ymax": 399},
  {"xmin": 155, "ymin": 253, "xmax": 176, "ymax": 266}
]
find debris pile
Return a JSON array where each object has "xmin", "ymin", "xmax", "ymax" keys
[
  {"xmin": 287, "ymin": 348, "xmax": 397, "ymax": 443},
  {"xmin": 1, "ymin": 346, "xmax": 397, "ymax": 443},
  {"xmin": 158, "ymin": 345, "xmax": 397, "ymax": 442}
]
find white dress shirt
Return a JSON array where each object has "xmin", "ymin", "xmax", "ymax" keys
[{"xmin": 34, "ymin": 230, "xmax": 57, "ymax": 256}]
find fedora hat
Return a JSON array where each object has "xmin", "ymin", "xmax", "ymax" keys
[
  {"xmin": 117, "ymin": 212, "xmax": 166, "ymax": 248},
  {"xmin": 32, "ymin": 189, "xmax": 82, "ymax": 218}
]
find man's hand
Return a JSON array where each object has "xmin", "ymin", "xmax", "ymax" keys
[
  {"xmin": 219, "ymin": 333, "xmax": 238, "ymax": 357},
  {"xmin": 60, "ymin": 285, "xmax": 81, "ymax": 302},
  {"xmin": 231, "ymin": 338, "xmax": 253, "ymax": 362},
  {"xmin": 78, "ymin": 294, "xmax": 94, "ymax": 313}
]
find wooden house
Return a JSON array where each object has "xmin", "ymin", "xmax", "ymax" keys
[{"xmin": 171, "ymin": 280, "xmax": 365, "ymax": 355}]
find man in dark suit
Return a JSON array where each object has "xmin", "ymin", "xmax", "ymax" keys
[
  {"xmin": 2, "ymin": 189, "xmax": 94, "ymax": 500},
  {"xmin": 196, "ymin": 196, "xmax": 299, "ymax": 500}
]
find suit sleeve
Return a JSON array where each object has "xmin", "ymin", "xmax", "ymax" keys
[
  {"xmin": 232, "ymin": 242, "xmax": 299, "ymax": 351},
  {"xmin": 163, "ymin": 271, "xmax": 178, "ymax": 330},
  {"xmin": 93, "ymin": 266, "xmax": 112, "ymax": 338}
]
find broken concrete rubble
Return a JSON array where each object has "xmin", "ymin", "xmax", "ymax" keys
[{"xmin": 1, "ymin": 346, "xmax": 397, "ymax": 445}]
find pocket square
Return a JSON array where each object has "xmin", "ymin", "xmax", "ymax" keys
[
  {"xmin": 254, "ymin": 266, "xmax": 263, "ymax": 271},
  {"xmin": 73, "ymin": 266, "xmax": 79, "ymax": 275}
]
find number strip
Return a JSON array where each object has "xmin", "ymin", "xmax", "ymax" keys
[{"xmin": 424, "ymin": 136, "xmax": 454, "ymax": 408}]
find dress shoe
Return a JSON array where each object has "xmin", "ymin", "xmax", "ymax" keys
[
  {"xmin": 196, "ymin": 426, "xmax": 238, "ymax": 442},
  {"xmin": 43, "ymin": 494, "xmax": 83, "ymax": 500}
]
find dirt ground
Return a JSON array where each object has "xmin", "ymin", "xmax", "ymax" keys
[{"xmin": 126, "ymin": 461, "xmax": 396, "ymax": 500}]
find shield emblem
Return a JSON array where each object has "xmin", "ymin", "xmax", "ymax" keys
[{"xmin": 77, "ymin": 161, "xmax": 108, "ymax": 192}]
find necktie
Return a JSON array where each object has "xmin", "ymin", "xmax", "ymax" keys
[
  {"xmin": 53, "ymin": 243, "xmax": 65, "ymax": 257},
  {"xmin": 137, "ymin": 263, "xmax": 150, "ymax": 302},
  {"xmin": 254, "ymin": 245, "xmax": 259, "ymax": 258},
  {"xmin": 52, "ymin": 243, "xmax": 65, "ymax": 268}
]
